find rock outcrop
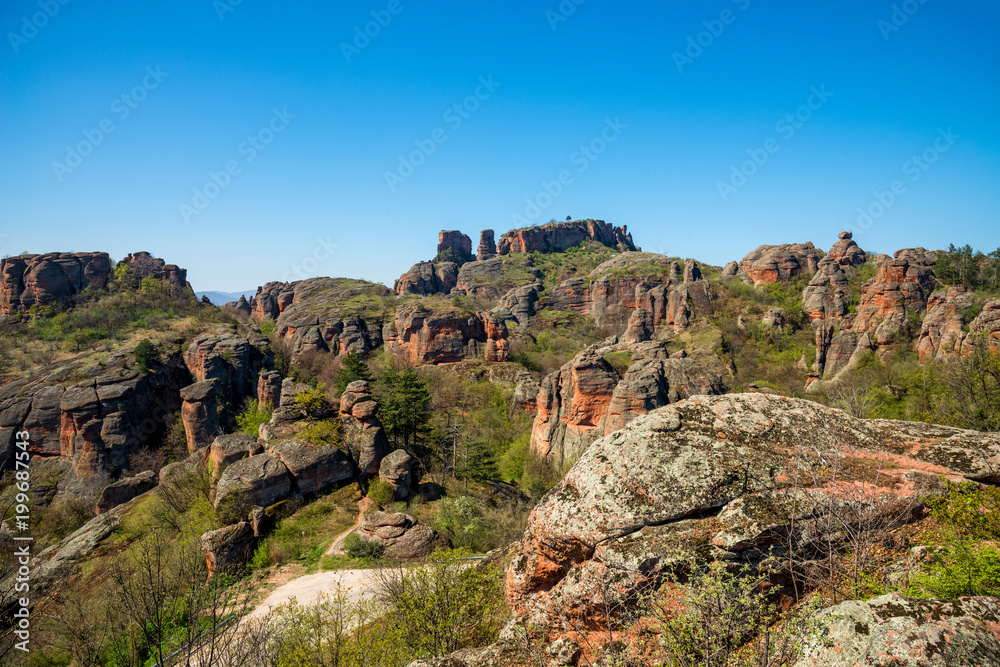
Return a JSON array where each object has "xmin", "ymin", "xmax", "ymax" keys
[
  {"xmin": 214, "ymin": 452, "xmax": 292, "ymax": 514},
  {"xmin": 477, "ymin": 229, "xmax": 497, "ymax": 260},
  {"xmin": 437, "ymin": 231, "xmax": 474, "ymax": 265},
  {"xmin": 201, "ymin": 522, "xmax": 255, "ymax": 577},
  {"xmin": 268, "ymin": 438, "xmax": 353, "ymax": 495},
  {"xmin": 964, "ymin": 299, "xmax": 1000, "ymax": 353},
  {"xmin": 508, "ymin": 393, "xmax": 1000, "ymax": 630},
  {"xmin": 118, "ymin": 251, "xmax": 189, "ymax": 289},
  {"xmin": 95, "ymin": 470, "xmax": 157, "ymax": 514},
  {"xmin": 184, "ymin": 328, "xmax": 273, "ymax": 410},
  {"xmin": 529, "ymin": 343, "xmax": 726, "ymax": 467},
  {"xmin": 796, "ymin": 594, "xmax": 1000, "ymax": 666},
  {"xmin": 802, "ymin": 232, "xmax": 867, "ymax": 321},
  {"xmin": 819, "ymin": 248, "xmax": 937, "ymax": 378},
  {"xmin": 357, "ymin": 511, "xmax": 448, "ymax": 559},
  {"xmin": 739, "ymin": 243, "xmax": 823, "ymax": 284},
  {"xmin": 383, "ymin": 302, "xmax": 506, "ymax": 365},
  {"xmin": 496, "ymin": 219, "xmax": 635, "ymax": 255},
  {"xmin": 379, "ymin": 449, "xmax": 416, "ymax": 500},
  {"xmin": 339, "ymin": 380, "xmax": 391, "ymax": 477},
  {"xmin": 916, "ymin": 286, "xmax": 976, "ymax": 361},
  {"xmin": 0, "ymin": 252, "xmax": 112, "ymax": 316},
  {"xmin": 180, "ymin": 380, "xmax": 220, "ymax": 454}
]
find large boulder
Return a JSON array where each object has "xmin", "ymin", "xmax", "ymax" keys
[
  {"xmin": 496, "ymin": 219, "xmax": 635, "ymax": 255},
  {"xmin": 214, "ymin": 453, "xmax": 292, "ymax": 517},
  {"xmin": 209, "ymin": 433, "xmax": 256, "ymax": 482},
  {"xmin": 379, "ymin": 449, "xmax": 416, "ymax": 500},
  {"xmin": 269, "ymin": 438, "xmax": 353, "ymax": 495},
  {"xmin": 339, "ymin": 380, "xmax": 391, "ymax": 477},
  {"xmin": 739, "ymin": 243, "xmax": 823, "ymax": 284},
  {"xmin": 95, "ymin": 470, "xmax": 157, "ymax": 514},
  {"xmin": 508, "ymin": 393, "xmax": 1000, "ymax": 630},
  {"xmin": 795, "ymin": 594, "xmax": 1000, "ymax": 666},
  {"xmin": 0, "ymin": 252, "xmax": 112, "ymax": 316},
  {"xmin": 201, "ymin": 522, "xmax": 256, "ymax": 577},
  {"xmin": 180, "ymin": 380, "xmax": 220, "ymax": 454},
  {"xmin": 358, "ymin": 511, "xmax": 447, "ymax": 559}
]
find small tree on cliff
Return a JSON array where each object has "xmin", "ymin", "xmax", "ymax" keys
[{"xmin": 333, "ymin": 352, "xmax": 372, "ymax": 394}]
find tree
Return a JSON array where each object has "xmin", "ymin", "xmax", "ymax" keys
[
  {"xmin": 133, "ymin": 339, "xmax": 160, "ymax": 372},
  {"xmin": 377, "ymin": 366, "xmax": 431, "ymax": 450},
  {"xmin": 333, "ymin": 352, "xmax": 372, "ymax": 393},
  {"xmin": 939, "ymin": 333, "xmax": 1000, "ymax": 431}
]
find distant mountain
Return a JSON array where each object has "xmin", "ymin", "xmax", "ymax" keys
[{"xmin": 196, "ymin": 290, "xmax": 256, "ymax": 305}]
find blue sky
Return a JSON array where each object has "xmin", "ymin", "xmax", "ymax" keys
[{"xmin": 1, "ymin": 0, "xmax": 998, "ymax": 291}]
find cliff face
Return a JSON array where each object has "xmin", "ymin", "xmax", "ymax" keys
[
  {"xmin": 0, "ymin": 252, "xmax": 112, "ymax": 316},
  {"xmin": 496, "ymin": 219, "xmax": 635, "ymax": 255},
  {"xmin": 529, "ymin": 341, "xmax": 726, "ymax": 467},
  {"xmin": 738, "ymin": 242, "xmax": 823, "ymax": 285}
]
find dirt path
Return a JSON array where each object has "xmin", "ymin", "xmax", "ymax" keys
[
  {"xmin": 246, "ymin": 567, "xmax": 392, "ymax": 620},
  {"xmin": 324, "ymin": 497, "xmax": 375, "ymax": 556}
]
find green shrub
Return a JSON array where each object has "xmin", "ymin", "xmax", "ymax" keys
[
  {"xmin": 333, "ymin": 352, "xmax": 372, "ymax": 393},
  {"xmin": 294, "ymin": 383, "xmax": 332, "ymax": 413},
  {"xmin": 343, "ymin": 533, "xmax": 384, "ymax": 560},
  {"xmin": 367, "ymin": 478, "xmax": 395, "ymax": 507},
  {"xmin": 258, "ymin": 318, "xmax": 277, "ymax": 337},
  {"xmin": 133, "ymin": 339, "xmax": 160, "ymax": 372},
  {"xmin": 297, "ymin": 418, "xmax": 343, "ymax": 448},
  {"xmin": 235, "ymin": 398, "xmax": 273, "ymax": 436}
]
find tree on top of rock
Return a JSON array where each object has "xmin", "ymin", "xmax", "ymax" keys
[{"xmin": 333, "ymin": 352, "xmax": 372, "ymax": 393}]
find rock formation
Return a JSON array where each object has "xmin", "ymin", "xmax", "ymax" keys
[
  {"xmin": 118, "ymin": 251, "xmax": 189, "ymax": 289},
  {"xmin": 95, "ymin": 470, "xmax": 157, "ymax": 514},
  {"xmin": 379, "ymin": 449, "xmax": 416, "ymax": 500},
  {"xmin": 214, "ymin": 452, "xmax": 293, "ymax": 513},
  {"xmin": 916, "ymin": 286, "xmax": 976, "ymax": 361},
  {"xmin": 529, "ymin": 342, "xmax": 726, "ymax": 467},
  {"xmin": 356, "ymin": 511, "xmax": 448, "ymax": 559},
  {"xmin": 0, "ymin": 252, "xmax": 111, "ymax": 316},
  {"xmin": 802, "ymin": 232, "xmax": 867, "ymax": 321},
  {"xmin": 269, "ymin": 438, "xmax": 353, "ymax": 495},
  {"xmin": 508, "ymin": 393, "xmax": 1000, "ymax": 630},
  {"xmin": 383, "ymin": 302, "xmax": 507, "ymax": 365},
  {"xmin": 339, "ymin": 380, "xmax": 391, "ymax": 477},
  {"xmin": 394, "ymin": 261, "xmax": 460, "ymax": 296},
  {"xmin": 739, "ymin": 242, "xmax": 823, "ymax": 284},
  {"xmin": 496, "ymin": 219, "xmax": 635, "ymax": 255},
  {"xmin": 201, "ymin": 522, "xmax": 256, "ymax": 577},
  {"xmin": 436, "ymin": 231, "xmax": 474, "ymax": 265},
  {"xmin": 477, "ymin": 229, "xmax": 497, "ymax": 260},
  {"xmin": 180, "ymin": 380, "xmax": 220, "ymax": 454}
]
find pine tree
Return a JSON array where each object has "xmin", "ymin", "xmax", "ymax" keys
[
  {"xmin": 377, "ymin": 366, "xmax": 431, "ymax": 449},
  {"xmin": 334, "ymin": 352, "xmax": 372, "ymax": 393}
]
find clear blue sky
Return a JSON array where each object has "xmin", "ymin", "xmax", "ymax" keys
[{"xmin": 1, "ymin": 1, "xmax": 998, "ymax": 291}]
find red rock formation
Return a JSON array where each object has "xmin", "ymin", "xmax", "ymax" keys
[
  {"xmin": 739, "ymin": 243, "xmax": 823, "ymax": 284},
  {"xmin": 483, "ymin": 311, "xmax": 510, "ymax": 362},
  {"xmin": 119, "ymin": 251, "xmax": 188, "ymax": 289},
  {"xmin": 963, "ymin": 299, "xmax": 1000, "ymax": 354},
  {"xmin": 436, "ymin": 230, "xmax": 474, "ymax": 264},
  {"xmin": 0, "ymin": 252, "xmax": 111, "ymax": 316},
  {"xmin": 180, "ymin": 380, "xmax": 220, "ymax": 454},
  {"xmin": 508, "ymin": 393, "xmax": 1000, "ymax": 632},
  {"xmin": 917, "ymin": 287, "xmax": 975, "ymax": 361},
  {"xmin": 394, "ymin": 261, "xmax": 459, "ymax": 295},
  {"xmin": 384, "ymin": 302, "xmax": 500, "ymax": 365},
  {"xmin": 529, "ymin": 343, "xmax": 725, "ymax": 467},
  {"xmin": 802, "ymin": 232, "xmax": 867, "ymax": 321},
  {"xmin": 477, "ymin": 229, "xmax": 497, "ymax": 260},
  {"xmin": 257, "ymin": 370, "xmax": 282, "ymax": 408},
  {"xmin": 496, "ymin": 219, "xmax": 635, "ymax": 255},
  {"xmin": 339, "ymin": 380, "xmax": 391, "ymax": 477}
]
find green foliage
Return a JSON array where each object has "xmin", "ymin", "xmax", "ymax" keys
[
  {"xmin": 334, "ymin": 351, "xmax": 373, "ymax": 393},
  {"xmin": 133, "ymin": 339, "xmax": 160, "ymax": 372},
  {"xmin": 911, "ymin": 482, "xmax": 1000, "ymax": 598},
  {"xmin": 935, "ymin": 243, "xmax": 1000, "ymax": 292},
  {"xmin": 294, "ymin": 383, "xmax": 332, "ymax": 413},
  {"xmin": 235, "ymin": 398, "xmax": 273, "ymax": 436},
  {"xmin": 297, "ymin": 418, "xmax": 344, "ymax": 448},
  {"xmin": 651, "ymin": 554, "xmax": 821, "ymax": 667},
  {"xmin": 509, "ymin": 310, "xmax": 609, "ymax": 375},
  {"xmin": 367, "ymin": 478, "xmax": 395, "ymax": 507},
  {"xmin": 603, "ymin": 350, "xmax": 634, "ymax": 376},
  {"xmin": 376, "ymin": 366, "xmax": 432, "ymax": 450},
  {"xmin": 498, "ymin": 435, "xmax": 530, "ymax": 483},
  {"xmin": 343, "ymin": 533, "xmax": 385, "ymax": 560},
  {"xmin": 258, "ymin": 318, "xmax": 277, "ymax": 337}
]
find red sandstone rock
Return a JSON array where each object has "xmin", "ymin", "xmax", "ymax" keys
[
  {"xmin": 739, "ymin": 243, "xmax": 823, "ymax": 284},
  {"xmin": 917, "ymin": 287, "xmax": 976, "ymax": 361},
  {"xmin": 496, "ymin": 219, "xmax": 635, "ymax": 255},
  {"xmin": 0, "ymin": 252, "xmax": 111, "ymax": 316},
  {"xmin": 437, "ymin": 230, "xmax": 474, "ymax": 264},
  {"xmin": 477, "ymin": 229, "xmax": 497, "ymax": 260}
]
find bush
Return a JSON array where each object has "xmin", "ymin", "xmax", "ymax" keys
[
  {"xmin": 296, "ymin": 418, "xmax": 343, "ymax": 448},
  {"xmin": 343, "ymin": 533, "xmax": 384, "ymax": 560},
  {"xmin": 294, "ymin": 383, "xmax": 332, "ymax": 414},
  {"xmin": 367, "ymin": 478, "xmax": 395, "ymax": 507},
  {"xmin": 333, "ymin": 352, "xmax": 372, "ymax": 393},
  {"xmin": 235, "ymin": 398, "xmax": 273, "ymax": 436},
  {"xmin": 133, "ymin": 339, "xmax": 160, "ymax": 372}
]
